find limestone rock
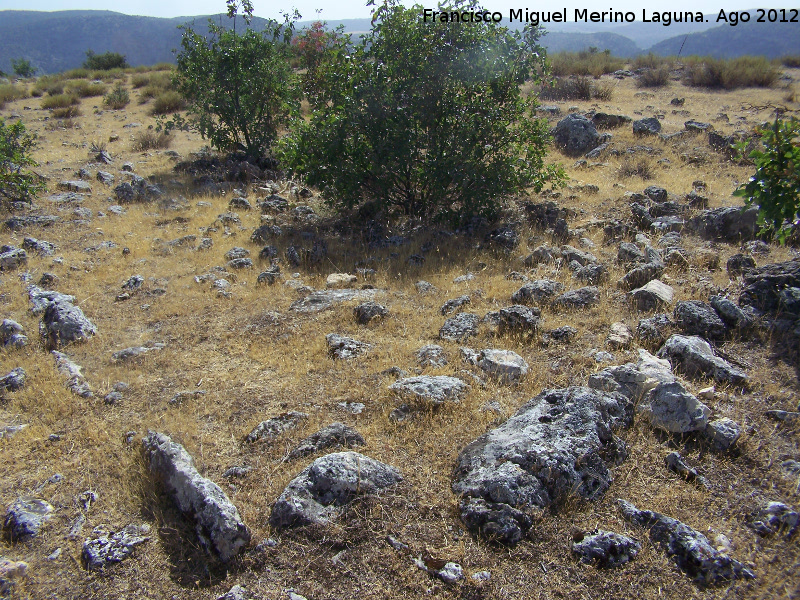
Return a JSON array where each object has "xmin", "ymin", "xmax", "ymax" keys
[
  {"xmin": 639, "ymin": 382, "xmax": 710, "ymax": 433},
  {"xmin": 269, "ymin": 452, "xmax": 402, "ymax": 530},
  {"xmin": 288, "ymin": 423, "xmax": 366, "ymax": 460},
  {"xmin": 245, "ymin": 412, "xmax": 307, "ymax": 444},
  {"xmin": 497, "ymin": 305, "xmax": 540, "ymax": 336},
  {"xmin": 440, "ymin": 295, "xmax": 471, "ymax": 316},
  {"xmin": 471, "ymin": 348, "xmax": 529, "ymax": 383},
  {"xmin": 416, "ymin": 345, "xmax": 448, "ymax": 368},
  {"xmin": 629, "ymin": 280, "xmax": 674, "ymax": 312},
  {"xmin": 41, "ymin": 298, "xmax": 97, "ymax": 347},
  {"xmin": 4, "ymin": 497, "xmax": 53, "ymax": 540},
  {"xmin": 0, "ymin": 319, "xmax": 27, "ymax": 348},
  {"xmin": 511, "ymin": 280, "xmax": 564, "ymax": 305},
  {"xmin": 633, "ymin": 117, "xmax": 661, "ymax": 136},
  {"xmin": 82, "ymin": 524, "xmax": 150, "ymax": 570},
  {"xmin": 704, "ymin": 417, "xmax": 741, "ymax": 451},
  {"xmin": 326, "ymin": 334, "xmax": 371, "ymax": 360},
  {"xmin": 618, "ymin": 262, "xmax": 664, "ymax": 291},
  {"xmin": 389, "ymin": 375, "xmax": 468, "ymax": 405},
  {"xmin": 0, "ymin": 247, "xmax": 27, "ymax": 271},
  {"xmin": 142, "ymin": 431, "xmax": 250, "ymax": 562},
  {"xmin": 749, "ymin": 502, "xmax": 798, "ymax": 536},
  {"xmin": 739, "ymin": 259, "xmax": 800, "ymax": 314},
  {"xmin": 618, "ymin": 499, "xmax": 755, "ymax": 584},
  {"xmin": 326, "ymin": 273, "xmax": 357, "ymax": 288},
  {"xmin": 439, "ymin": 313, "xmax": 480, "ymax": 342},
  {"xmin": 52, "ymin": 351, "xmax": 92, "ymax": 398},
  {"xmin": 572, "ymin": 529, "xmax": 641, "ymax": 567},
  {"xmin": 0, "ymin": 557, "xmax": 28, "ymax": 596},
  {"xmin": 553, "ymin": 286, "xmax": 599, "ymax": 308},
  {"xmin": 607, "ymin": 322, "xmax": 632, "ymax": 349},
  {"xmin": 657, "ymin": 334, "xmax": 748, "ymax": 385},
  {"xmin": 453, "ymin": 387, "xmax": 633, "ymax": 545},
  {"xmin": 688, "ymin": 206, "xmax": 758, "ymax": 242},
  {"xmin": 290, "ymin": 289, "xmax": 379, "ymax": 313},
  {"xmin": 354, "ymin": 301, "xmax": 388, "ymax": 324},
  {"xmin": 637, "ymin": 313, "xmax": 674, "ymax": 342},
  {"xmin": 553, "ymin": 114, "xmax": 600, "ymax": 156},
  {"xmin": 0, "ymin": 368, "xmax": 26, "ymax": 393},
  {"xmin": 674, "ymin": 300, "xmax": 727, "ymax": 340}
]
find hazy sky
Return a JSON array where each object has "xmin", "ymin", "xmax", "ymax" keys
[{"xmin": 0, "ymin": 0, "xmax": 794, "ymax": 21}]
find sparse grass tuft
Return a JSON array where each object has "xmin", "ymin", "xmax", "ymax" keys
[
  {"xmin": 550, "ymin": 49, "xmax": 624, "ymax": 78},
  {"xmin": 540, "ymin": 76, "xmax": 613, "ymax": 101},
  {"xmin": 62, "ymin": 67, "xmax": 90, "ymax": 79},
  {"xmin": 637, "ymin": 66, "xmax": 671, "ymax": 88},
  {"xmin": 781, "ymin": 55, "xmax": 800, "ymax": 68},
  {"xmin": 617, "ymin": 157, "xmax": 654, "ymax": 179},
  {"xmin": 66, "ymin": 80, "xmax": 107, "ymax": 98},
  {"xmin": 683, "ymin": 55, "xmax": 779, "ymax": 89},
  {"xmin": 132, "ymin": 128, "xmax": 172, "ymax": 151},
  {"xmin": 41, "ymin": 93, "xmax": 79, "ymax": 109},
  {"xmin": 52, "ymin": 105, "xmax": 82, "ymax": 118},
  {"xmin": 103, "ymin": 82, "xmax": 130, "ymax": 109},
  {"xmin": 633, "ymin": 53, "xmax": 673, "ymax": 70},
  {"xmin": 131, "ymin": 73, "xmax": 151, "ymax": 88},
  {"xmin": 150, "ymin": 90, "xmax": 186, "ymax": 115},
  {"xmin": 0, "ymin": 83, "xmax": 28, "ymax": 108}
]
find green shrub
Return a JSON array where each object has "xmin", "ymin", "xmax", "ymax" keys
[
  {"xmin": 171, "ymin": 1, "xmax": 300, "ymax": 158},
  {"xmin": 84, "ymin": 50, "xmax": 129, "ymax": 70},
  {"xmin": 67, "ymin": 80, "xmax": 107, "ymax": 98},
  {"xmin": 549, "ymin": 49, "xmax": 624, "ymax": 78},
  {"xmin": 683, "ymin": 56, "xmax": 779, "ymax": 89},
  {"xmin": 11, "ymin": 58, "xmax": 36, "ymax": 78},
  {"xmin": 279, "ymin": 1, "xmax": 564, "ymax": 222},
  {"xmin": 0, "ymin": 118, "xmax": 46, "ymax": 205},
  {"xmin": 637, "ymin": 66, "xmax": 671, "ymax": 88},
  {"xmin": 41, "ymin": 93, "xmax": 79, "ymax": 109},
  {"xmin": 103, "ymin": 83, "xmax": 130, "ymax": 109},
  {"xmin": 150, "ymin": 90, "xmax": 186, "ymax": 115},
  {"xmin": 131, "ymin": 73, "xmax": 150, "ymax": 88},
  {"xmin": 734, "ymin": 118, "xmax": 800, "ymax": 243}
]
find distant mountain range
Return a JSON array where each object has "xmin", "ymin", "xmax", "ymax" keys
[{"xmin": 1, "ymin": 10, "xmax": 798, "ymax": 75}]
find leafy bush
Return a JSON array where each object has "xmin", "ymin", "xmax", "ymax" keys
[
  {"xmin": 292, "ymin": 20, "xmax": 348, "ymax": 106},
  {"xmin": 683, "ymin": 56, "xmax": 779, "ymax": 89},
  {"xmin": 637, "ymin": 66, "xmax": 670, "ymax": 88},
  {"xmin": 103, "ymin": 83, "xmax": 130, "ymax": 109},
  {"xmin": 84, "ymin": 50, "xmax": 129, "ymax": 70},
  {"xmin": 11, "ymin": 58, "xmax": 36, "ymax": 78},
  {"xmin": 150, "ymin": 91, "xmax": 186, "ymax": 115},
  {"xmin": 0, "ymin": 118, "xmax": 46, "ymax": 204},
  {"xmin": 549, "ymin": 49, "xmax": 624, "ymax": 78},
  {"xmin": 172, "ymin": 1, "xmax": 300, "ymax": 158},
  {"xmin": 279, "ymin": 1, "xmax": 564, "ymax": 222},
  {"xmin": 41, "ymin": 93, "xmax": 79, "ymax": 109},
  {"xmin": 734, "ymin": 118, "xmax": 800, "ymax": 243},
  {"xmin": 540, "ymin": 76, "xmax": 612, "ymax": 101},
  {"xmin": 132, "ymin": 129, "xmax": 171, "ymax": 151}
]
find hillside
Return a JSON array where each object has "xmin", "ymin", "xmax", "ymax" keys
[
  {"xmin": 0, "ymin": 57, "xmax": 798, "ymax": 600},
  {"xmin": 650, "ymin": 20, "xmax": 800, "ymax": 58}
]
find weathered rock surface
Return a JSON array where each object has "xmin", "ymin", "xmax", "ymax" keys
[
  {"xmin": 633, "ymin": 117, "xmax": 661, "ymax": 136},
  {"xmin": 245, "ymin": 412, "xmax": 307, "ymax": 444},
  {"xmin": 553, "ymin": 114, "xmax": 600, "ymax": 156},
  {"xmin": 452, "ymin": 387, "xmax": 633, "ymax": 545},
  {"xmin": 0, "ymin": 557, "xmax": 27, "ymax": 596},
  {"xmin": 0, "ymin": 319, "xmax": 27, "ymax": 348},
  {"xmin": 637, "ymin": 313, "xmax": 674, "ymax": 343},
  {"xmin": 326, "ymin": 333, "xmax": 371, "ymax": 359},
  {"xmin": 389, "ymin": 375, "xmax": 468, "ymax": 404},
  {"xmin": 674, "ymin": 300, "xmax": 727, "ymax": 340},
  {"xmin": 618, "ymin": 262, "xmax": 664, "ymax": 291},
  {"xmin": 497, "ymin": 305, "xmax": 541, "ymax": 336},
  {"xmin": 618, "ymin": 499, "xmax": 755, "ymax": 584},
  {"xmin": 553, "ymin": 286, "xmax": 600, "ymax": 308},
  {"xmin": 727, "ymin": 253, "xmax": 756, "ymax": 276},
  {"xmin": 269, "ymin": 452, "xmax": 402, "ymax": 530},
  {"xmin": 52, "ymin": 351, "xmax": 92, "ymax": 398},
  {"xmin": 704, "ymin": 417, "xmax": 741, "ymax": 451},
  {"xmin": 607, "ymin": 322, "xmax": 632, "ymax": 349},
  {"xmin": 290, "ymin": 289, "xmax": 379, "ymax": 313},
  {"xmin": 4, "ymin": 497, "xmax": 53, "ymax": 540},
  {"xmin": 688, "ymin": 206, "xmax": 758, "ymax": 242},
  {"xmin": 354, "ymin": 301, "xmax": 388, "ymax": 324},
  {"xmin": 629, "ymin": 280, "xmax": 674, "ymax": 312},
  {"xmin": 739, "ymin": 259, "xmax": 800, "ymax": 314},
  {"xmin": 439, "ymin": 313, "xmax": 480, "ymax": 342},
  {"xmin": 748, "ymin": 502, "xmax": 798, "ymax": 536},
  {"xmin": 466, "ymin": 348, "xmax": 529, "ymax": 383},
  {"xmin": 326, "ymin": 273, "xmax": 357, "ymax": 288},
  {"xmin": 82, "ymin": 524, "xmax": 150, "ymax": 570},
  {"xmin": 440, "ymin": 295, "xmax": 471, "ymax": 315},
  {"xmin": 41, "ymin": 297, "xmax": 97, "ymax": 347},
  {"xmin": 639, "ymin": 382, "xmax": 710, "ymax": 433},
  {"xmin": 142, "ymin": 431, "xmax": 250, "ymax": 562},
  {"xmin": 288, "ymin": 423, "xmax": 365, "ymax": 460},
  {"xmin": 0, "ymin": 247, "xmax": 27, "ymax": 271},
  {"xmin": 572, "ymin": 529, "xmax": 641, "ymax": 567},
  {"xmin": 511, "ymin": 280, "xmax": 564, "ymax": 305},
  {"xmin": 658, "ymin": 334, "xmax": 748, "ymax": 385},
  {"xmin": 0, "ymin": 368, "xmax": 26, "ymax": 393},
  {"xmin": 416, "ymin": 344, "xmax": 448, "ymax": 367}
]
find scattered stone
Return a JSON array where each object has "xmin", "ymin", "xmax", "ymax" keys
[
  {"xmin": 354, "ymin": 301, "xmax": 388, "ymax": 324},
  {"xmin": 439, "ymin": 312, "xmax": 480, "ymax": 342},
  {"xmin": 0, "ymin": 368, "xmax": 26, "ymax": 393},
  {"xmin": 0, "ymin": 320, "xmax": 27, "ymax": 348},
  {"xmin": 82, "ymin": 524, "xmax": 150, "ymax": 570},
  {"xmin": 572, "ymin": 529, "xmax": 641, "ymax": 567},
  {"xmin": 415, "ymin": 280, "xmax": 436, "ymax": 294},
  {"xmin": 553, "ymin": 114, "xmax": 600, "ymax": 156},
  {"xmin": 658, "ymin": 334, "xmax": 748, "ymax": 385},
  {"xmin": 326, "ymin": 273, "xmax": 358, "ymax": 288},
  {"xmin": 142, "ymin": 431, "xmax": 250, "ymax": 562},
  {"xmin": 739, "ymin": 259, "xmax": 800, "ymax": 314},
  {"xmin": 169, "ymin": 390, "xmax": 206, "ymax": 405},
  {"xmin": 468, "ymin": 348, "xmax": 529, "ymax": 383},
  {"xmin": 0, "ymin": 247, "xmax": 26, "ymax": 271},
  {"xmin": 59, "ymin": 180, "xmax": 92, "ymax": 194},
  {"xmin": 389, "ymin": 375, "xmax": 468, "ymax": 404},
  {"xmin": 22, "ymin": 237, "xmax": 56, "ymax": 256},
  {"xmin": 511, "ymin": 280, "xmax": 564, "ymax": 305},
  {"xmin": 727, "ymin": 254, "xmax": 756, "ymax": 277},
  {"xmin": 618, "ymin": 261, "xmax": 664, "ymax": 291},
  {"xmin": 665, "ymin": 452, "xmax": 709, "ymax": 487},
  {"xmin": 688, "ymin": 207, "xmax": 759, "ymax": 242},
  {"xmin": 41, "ymin": 297, "xmax": 97, "ymax": 347},
  {"xmin": 0, "ymin": 424, "xmax": 27, "ymax": 439},
  {"xmin": 618, "ymin": 499, "xmax": 754, "ymax": 584},
  {"xmin": 440, "ymin": 295, "xmax": 471, "ymax": 315},
  {"xmin": 709, "ymin": 296, "xmax": 751, "ymax": 329},
  {"xmin": 674, "ymin": 300, "xmax": 727, "ymax": 340},
  {"xmin": 111, "ymin": 345, "xmax": 162, "ymax": 362},
  {"xmin": 629, "ymin": 280, "xmax": 674, "ymax": 312},
  {"xmin": 3, "ymin": 497, "xmax": 53, "ymax": 540},
  {"xmin": 484, "ymin": 226, "xmax": 519, "ymax": 250},
  {"xmin": 224, "ymin": 247, "xmax": 249, "ymax": 261},
  {"xmin": 416, "ymin": 345, "xmax": 448, "ymax": 367},
  {"xmin": 288, "ymin": 423, "xmax": 365, "ymax": 460},
  {"xmin": 217, "ymin": 584, "xmax": 250, "ymax": 600},
  {"xmin": 548, "ymin": 326, "xmax": 577, "ymax": 342},
  {"xmin": 245, "ymin": 412, "xmax": 308, "ymax": 444},
  {"xmin": 453, "ymin": 272, "xmax": 476, "ymax": 283},
  {"xmin": 497, "ymin": 305, "xmax": 540, "ymax": 336},
  {"xmin": 0, "ymin": 557, "xmax": 27, "ymax": 596},
  {"xmin": 704, "ymin": 418, "xmax": 742, "ymax": 451},
  {"xmin": 227, "ymin": 258, "xmax": 252, "ymax": 270},
  {"xmin": 633, "ymin": 117, "xmax": 661, "ymax": 136},
  {"xmin": 52, "ymin": 351, "xmax": 92, "ymax": 398},
  {"xmin": 640, "ymin": 381, "xmax": 710, "ymax": 433},
  {"xmin": 337, "ymin": 402, "xmax": 365, "ymax": 414},
  {"xmin": 414, "ymin": 557, "xmax": 464, "ymax": 583},
  {"xmin": 607, "ymin": 322, "xmax": 632, "ymax": 349},
  {"xmin": 290, "ymin": 289, "xmax": 379, "ymax": 313},
  {"xmin": 749, "ymin": 502, "xmax": 798, "ymax": 536},
  {"xmin": 5, "ymin": 215, "xmax": 60, "ymax": 229},
  {"xmin": 553, "ymin": 286, "xmax": 599, "ymax": 308},
  {"xmin": 326, "ymin": 333, "xmax": 371, "ymax": 360},
  {"xmin": 269, "ymin": 451, "xmax": 402, "ymax": 530},
  {"xmin": 453, "ymin": 387, "xmax": 633, "ymax": 545},
  {"xmin": 96, "ymin": 171, "xmax": 114, "ymax": 185},
  {"xmin": 592, "ymin": 113, "xmax": 632, "ymax": 129}
]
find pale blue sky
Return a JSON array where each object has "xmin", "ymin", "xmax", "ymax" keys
[{"xmin": 0, "ymin": 0, "xmax": 792, "ymax": 21}]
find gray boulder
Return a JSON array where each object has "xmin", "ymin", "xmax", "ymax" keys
[
  {"xmin": 657, "ymin": 334, "xmax": 748, "ymax": 385},
  {"xmin": 0, "ymin": 320, "xmax": 27, "ymax": 348},
  {"xmin": 142, "ymin": 431, "xmax": 250, "ymax": 562},
  {"xmin": 709, "ymin": 296, "xmax": 751, "ymax": 328},
  {"xmin": 618, "ymin": 242, "xmax": 646, "ymax": 265},
  {"xmin": 687, "ymin": 206, "xmax": 758, "ymax": 242},
  {"xmin": 389, "ymin": 375, "xmax": 468, "ymax": 404},
  {"xmin": 739, "ymin": 259, "xmax": 800, "ymax": 314},
  {"xmin": 633, "ymin": 117, "xmax": 661, "ymax": 136},
  {"xmin": 497, "ymin": 305, "xmax": 540, "ymax": 336},
  {"xmin": 354, "ymin": 301, "xmax": 388, "ymax": 324},
  {"xmin": 245, "ymin": 411, "xmax": 307, "ymax": 444},
  {"xmin": 416, "ymin": 344, "xmax": 448, "ymax": 367},
  {"xmin": 629, "ymin": 280, "xmax": 674, "ymax": 312},
  {"xmin": 674, "ymin": 300, "xmax": 727, "ymax": 340},
  {"xmin": 639, "ymin": 381, "xmax": 710, "ymax": 433},
  {"xmin": 704, "ymin": 417, "xmax": 741, "ymax": 451},
  {"xmin": 726, "ymin": 253, "xmax": 756, "ymax": 276},
  {"xmin": 561, "ymin": 245, "xmax": 597, "ymax": 266},
  {"xmin": 4, "ymin": 497, "xmax": 53, "ymax": 540},
  {"xmin": 553, "ymin": 114, "xmax": 600, "ymax": 156},
  {"xmin": 439, "ymin": 312, "xmax": 480, "ymax": 341},
  {"xmin": 469, "ymin": 348, "xmax": 529, "ymax": 383},
  {"xmin": 269, "ymin": 451, "xmax": 402, "ymax": 530},
  {"xmin": 24, "ymin": 236, "xmax": 56, "ymax": 256},
  {"xmin": 290, "ymin": 289, "xmax": 379, "ymax": 313},
  {"xmin": 41, "ymin": 298, "xmax": 97, "ymax": 347},
  {"xmin": 288, "ymin": 423, "xmax": 365, "ymax": 459},
  {"xmin": 618, "ymin": 261, "xmax": 665, "ymax": 291},
  {"xmin": 637, "ymin": 313, "xmax": 674, "ymax": 343},
  {"xmin": 0, "ymin": 368, "xmax": 26, "ymax": 393},
  {"xmin": 82, "ymin": 524, "xmax": 150, "ymax": 570},
  {"xmin": 572, "ymin": 529, "xmax": 641, "ymax": 567},
  {"xmin": 553, "ymin": 286, "xmax": 599, "ymax": 308},
  {"xmin": 440, "ymin": 295, "xmax": 471, "ymax": 315},
  {"xmin": 618, "ymin": 499, "xmax": 755, "ymax": 584},
  {"xmin": 749, "ymin": 502, "xmax": 798, "ymax": 536},
  {"xmin": 452, "ymin": 387, "xmax": 633, "ymax": 545},
  {"xmin": 0, "ymin": 247, "xmax": 27, "ymax": 271},
  {"xmin": 52, "ymin": 351, "xmax": 92, "ymax": 398},
  {"xmin": 511, "ymin": 279, "xmax": 564, "ymax": 305},
  {"xmin": 326, "ymin": 334, "xmax": 371, "ymax": 360}
]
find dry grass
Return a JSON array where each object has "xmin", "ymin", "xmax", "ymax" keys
[
  {"xmin": 683, "ymin": 56, "xmax": 780, "ymax": 89},
  {"xmin": 150, "ymin": 91, "xmax": 186, "ymax": 115},
  {"xmin": 0, "ymin": 64, "xmax": 798, "ymax": 600},
  {"xmin": 550, "ymin": 50, "xmax": 625, "ymax": 78},
  {"xmin": 0, "ymin": 83, "xmax": 28, "ymax": 108},
  {"xmin": 132, "ymin": 129, "xmax": 172, "ymax": 151},
  {"xmin": 40, "ymin": 93, "xmax": 79, "ymax": 109},
  {"xmin": 636, "ymin": 66, "xmax": 671, "ymax": 89},
  {"xmin": 540, "ymin": 76, "xmax": 614, "ymax": 101}
]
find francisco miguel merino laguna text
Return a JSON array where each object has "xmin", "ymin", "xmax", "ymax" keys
[{"xmin": 423, "ymin": 8, "xmax": 747, "ymax": 26}]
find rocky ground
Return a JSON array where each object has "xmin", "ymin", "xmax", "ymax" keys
[{"xmin": 0, "ymin": 65, "xmax": 799, "ymax": 600}]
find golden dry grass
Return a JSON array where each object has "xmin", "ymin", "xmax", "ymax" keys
[{"xmin": 0, "ymin": 62, "xmax": 798, "ymax": 600}]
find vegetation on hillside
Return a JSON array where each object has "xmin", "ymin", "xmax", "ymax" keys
[{"xmin": 0, "ymin": 118, "xmax": 45, "ymax": 205}]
